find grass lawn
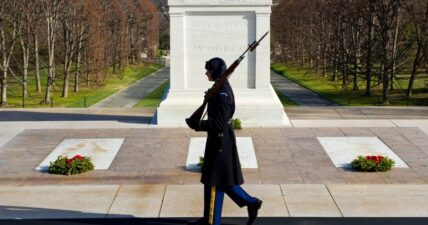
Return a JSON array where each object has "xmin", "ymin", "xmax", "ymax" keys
[
  {"xmin": 4, "ymin": 63, "xmax": 162, "ymax": 108},
  {"xmin": 133, "ymin": 80, "xmax": 169, "ymax": 108},
  {"xmin": 271, "ymin": 63, "xmax": 428, "ymax": 106}
]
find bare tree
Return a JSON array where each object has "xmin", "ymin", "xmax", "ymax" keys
[
  {"xmin": 74, "ymin": 22, "xmax": 85, "ymax": 92},
  {"xmin": 373, "ymin": 0, "xmax": 402, "ymax": 104},
  {"xmin": 153, "ymin": 0, "xmax": 169, "ymax": 50},
  {"xmin": 18, "ymin": 0, "xmax": 35, "ymax": 100},
  {"xmin": 364, "ymin": 0, "xmax": 375, "ymax": 96},
  {"xmin": 41, "ymin": 0, "xmax": 61, "ymax": 104},
  {"xmin": 31, "ymin": 1, "xmax": 43, "ymax": 93},
  {"xmin": 141, "ymin": 0, "xmax": 159, "ymax": 58},
  {"xmin": 0, "ymin": 0, "xmax": 160, "ymax": 106},
  {"xmin": 60, "ymin": 0, "xmax": 84, "ymax": 98},
  {"xmin": 0, "ymin": 1, "xmax": 22, "ymax": 106},
  {"xmin": 406, "ymin": 0, "xmax": 428, "ymax": 97},
  {"xmin": 84, "ymin": 0, "xmax": 108, "ymax": 85},
  {"xmin": 272, "ymin": 0, "xmax": 427, "ymax": 104}
]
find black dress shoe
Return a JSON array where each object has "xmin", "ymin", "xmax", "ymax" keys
[
  {"xmin": 187, "ymin": 217, "xmax": 209, "ymax": 225},
  {"xmin": 247, "ymin": 198, "xmax": 262, "ymax": 225}
]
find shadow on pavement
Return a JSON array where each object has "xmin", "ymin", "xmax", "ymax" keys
[
  {"xmin": 0, "ymin": 111, "xmax": 151, "ymax": 123},
  {"xmin": 1, "ymin": 214, "xmax": 428, "ymax": 225},
  {"xmin": 0, "ymin": 205, "xmax": 131, "ymax": 221}
]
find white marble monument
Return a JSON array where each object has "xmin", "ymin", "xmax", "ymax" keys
[{"xmin": 156, "ymin": 0, "xmax": 290, "ymax": 127}]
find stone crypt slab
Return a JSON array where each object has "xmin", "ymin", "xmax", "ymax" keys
[
  {"xmin": 36, "ymin": 138, "xmax": 125, "ymax": 171},
  {"xmin": 186, "ymin": 137, "xmax": 258, "ymax": 170},
  {"xmin": 157, "ymin": 0, "xmax": 290, "ymax": 127},
  {"xmin": 317, "ymin": 137, "xmax": 408, "ymax": 169}
]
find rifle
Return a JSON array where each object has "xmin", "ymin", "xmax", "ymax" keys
[{"xmin": 186, "ymin": 31, "xmax": 269, "ymax": 127}]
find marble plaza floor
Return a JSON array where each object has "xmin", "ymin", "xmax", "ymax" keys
[{"xmin": 0, "ymin": 106, "xmax": 428, "ymax": 223}]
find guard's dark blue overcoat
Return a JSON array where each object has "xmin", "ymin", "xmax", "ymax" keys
[{"xmin": 199, "ymin": 81, "xmax": 244, "ymax": 186}]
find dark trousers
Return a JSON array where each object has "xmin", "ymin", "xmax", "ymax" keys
[{"xmin": 204, "ymin": 185, "xmax": 257, "ymax": 225}]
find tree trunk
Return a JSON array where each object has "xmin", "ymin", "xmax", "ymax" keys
[
  {"xmin": 34, "ymin": 33, "xmax": 41, "ymax": 92},
  {"xmin": 300, "ymin": 41, "xmax": 305, "ymax": 67},
  {"xmin": 74, "ymin": 29, "xmax": 83, "ymax": 92},
  {"xmin": 322, "ymin": 55, "xmax": 326, "ymax": 77},
  {"xmin": 0, "ymin": 11, "xmax": 19, "ymax": 106},
  {"xmin": 20, "ymin": 26, "xmax": 30, "ymax": 99},
  {"xmin": 0, "ymin": 7, "xmax": 6, "ymax": 107},
  {"xmin": 315, "ymin": 44, "xmax": 320, "ymax": 73},
  {"xmin": 341, "ymin": 20, "xmax": 348, "ymax": 96},
  {"xmin": 112, "ymin": 23, "xmax": 118, "ymax": 74},
  {"xmin": 407, "ymin": 1, "xmax": 428, "ymax": 97},
  {"xmin": 21, "ymin": 46, "xmax": 28, "ymax": 100},
  {"xmin": 320, "ymin": 10, "xmax": 326, "ymax": 77},
  {"xmin": 353, "ymin": 64, "xmax": 358, "ymax": 91},
  {"xmin": 1, "ymin": 28, "xmax": 7, "ymax": 106},
  {"xmin": 352, "ymin": 25, "xmax": 360, "ymax": 91},
  {"xmin": 130, "ymin": 24, "xmax": 136, "ymax": 64},
  {"xmin": 381, "ymin": 34, "xmax": 390, "ymax": 105},
  {"xmin": 86, "ymin": 52, "xmax": 90, "ymax": 87},
  {"xmin": 365, "ymin": 11, "xmax": 374, "ymax": 96},
  {"xmin": 1, "ymin": 16, "xmax": 8, "ymax": 106},
  {"xmin": 342, "ymin": 60, "xmax": 349, "ymax": 96},
  {"xmin": 75, "ymin": 56, "xmax": 80, "ymax": 92},
  {"xmin": 0, "ymin": 70, "xmax": 6, "ymax": 106},
  {"xmin": 62, "ymin": 56, "xmax": 69, "ymax": 97},
  {"xmin": 391, "ymin": 7, "xmax": 400, "ymax": 91},
  {"xmin": 42, "ymin": 1, "xmax": 59, "ymax": 104},
  {"xmin": 118, "ymin": 30, "xmax": 123, "ymax": 70},
  {"xmin": 333, "ymin": 53, "xmax": 338, "ymax": 82},
  {"xmin": 61, "ymin": 20, "xmax": 70, "ymax": 98},
  {"xmin": 112, "ymin": 42, "xmax": 117, "ymax": 74},
  {"xmin": 407, "ymin": 42, "xmax": 422, "ymax": 97}
]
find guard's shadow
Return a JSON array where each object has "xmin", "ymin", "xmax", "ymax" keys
[
  {"xmin": 2, "ymin": 210, "xmax": 428, "ymax": 225},
  {"xmin": 0, "ymin": 205, "xmax": 191, "ymax": 225},
  {"xmin": 0, "ymin": 205, "xmax": 252, "ymax": 225}
]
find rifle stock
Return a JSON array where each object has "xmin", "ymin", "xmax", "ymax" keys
[
  {"xmin": 186, "ymin": 31, "xmax": 269, "ymax": 125},
  {"xmin": 188, "ymin": 101, "xmax": 207, "ymax": 123}
]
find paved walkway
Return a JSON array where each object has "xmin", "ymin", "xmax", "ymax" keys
[
  {"xmin": 1, "ymin": 107, "xmax": 428, "ymax": 221},
  {"xmin": 91, "ymin": 67, "xmax": 169, "ymax": 108},
  {"xmin": 1, "ymin": 184, "xmax": 428, "ymax": 219},
  {"xmin": 1, "ymin": 125, "xmax": 428, "ymax": 185},
  {"xmin": 271, "ymin": 70, "xmax": 339, "ymax": 106},
  {"xmin": 1, "ymin": 107, "xmax": 428, "ymax": 146}
]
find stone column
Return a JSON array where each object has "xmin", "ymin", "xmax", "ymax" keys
[
  {"xmin": 255, "ymin": 12, "xmax": 271, "ymax": 89},
  {"xmin": 169, "ymin": 11, "xmax": 186, "ymax": 90}
]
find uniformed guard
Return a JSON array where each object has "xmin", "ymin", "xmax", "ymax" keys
[{"xmin": 186, "ymin": 57, "xmax": 262, "ymax": 225}]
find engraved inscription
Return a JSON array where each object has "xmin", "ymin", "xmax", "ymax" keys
[
  {"xmin": 190, "ymin": 20, "xmax": 248, "ymax": 29},
  {"xmin": 185, "ymin": 13, "xmax": 256, "ymax": 88},
  {"xmin": 188, "ymin": 20, "xmax": 248, "ymax": 55},
  {"xmin": 221, "ymin": 0, "xmax": 263, "ymax": 3},
  {"xmin": 192, "ymin": 45, "xmax": 246, "ymax": 54},
  {"xmin": 191, "ymin": 32, "xmax": 246, "ymax": 40}
]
